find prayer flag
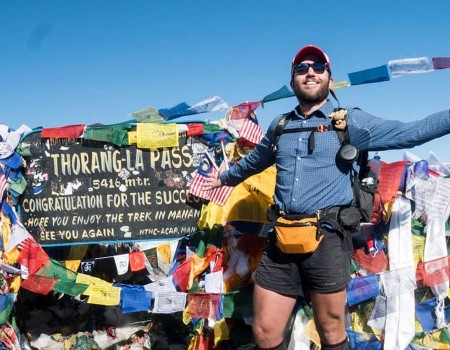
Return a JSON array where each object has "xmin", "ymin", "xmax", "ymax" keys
[
  {"xmin": 80, "ymin": 259, "xmax": 95, "ymax": 275},
  {"xmin": 388, "ymin": 57, "xmax": 433, "ymax": 77},
  {"xmin": 7, "ymin": 222, "xmax": 28, "ymax": 252},
  {"xmin": 40, "ymin": 124, "xmax": 85, "ymax": 139},
  {"xmin": 136, "ymin": 123, "xmax": 179, "ymax": 149},
  {"xmin": 378, "ymin": 161, "xmax": 408, "ymax": 204},
  {"xmin": 432, "ymin": 57, "xmax": 450, "ymax": 69},
  {"xmin": 86, "ymin": 285, "xmax": 121, "ymax": 305},
  {"xmin": 228, "ymin": 101, "xmax": 262, "ymax": 120},
  {"xmin": 113, "ymin": 254, "xmax": 129, "ymax": 275},
  {"xmin": 332, "ymin": 80, "xmax": 351, "ymax": 89},
  {"xmin": 118, "ymin": 285, "xmax": 151, "ymax": 314},
  {"xmin": 414, "ymin": 297, "xmax": 450, "ymax": 333},
  {"xmin": 416, "ymin": 255, "xmax": 450, "ymax": 287},
  {"xmin": 21, "ymin": 274, "xmax": 57, "ymax": 295},
  {"xmin": 187, "ymin": 292, "xmax": 221, "ymax": 319},
  {"xmin": 346, "ymin": 274, "xmax": 380, "ymax": 306},
  {"xmin": 129, "ymin": 251, "xmax": 146, "ymax": 272},
  {"xmin": 83, "ymin": 123, "xmax": 131, "ymax": 146},
  {"xmin": 186, "ymin": 123, "xmax": 204, "ymax": 137},
  {"xmin": 153, "ymin": 291, "xmax": 187, "ymax": 314},
  {"xmin": 348, "ymin": 64, "xmax": 390, "ymax": 85},
  {"xmin": 17, "ymin": 238, "xmax": 49, "ymax": 275},
  {"xmin": 261, "ymin": 85, "xmax": 294, "ymax": 104},
  {"xmin": 222, "ymin": 289, "xmax": 253, "ymax": 318},
  {"xmin": 347, "ymin": 330, "xmax": 383, "ymax": 350},
  {"xmin": 172, "ymin": 257, "xmax": 192, "ymax": 292},
  {"xmin": 159, "ymin": 96, "xmax": 229, "ymax": 120},
  {"xmin": 353, "ymin": 247, "xmax": 388, "ymax": 273}
]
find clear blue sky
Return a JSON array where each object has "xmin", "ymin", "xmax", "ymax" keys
[{"xmin": 1, "ymin": 0, "xmax": 450, "ymax": 163}]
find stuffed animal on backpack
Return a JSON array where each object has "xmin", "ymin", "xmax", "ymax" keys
[{"xmin": 329, "ymin": 108, "xmax": 347, "ymax": 130}]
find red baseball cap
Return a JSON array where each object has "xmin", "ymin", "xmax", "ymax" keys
[{"xmin": 292, "ymin": 45, "xmax": 331, "ymax": 72}]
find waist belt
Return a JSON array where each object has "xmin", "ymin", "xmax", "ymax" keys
[
  {"xmin": 318, "ymin": 206, "xmax": 341, "ymax": 223},
  {"xmin": 267, "ymin": 204, "xmax": 316, "ymax": 222}
]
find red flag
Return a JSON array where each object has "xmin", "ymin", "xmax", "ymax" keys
[
  {"xmin": 229, "ymin": 102, "xmax": 262, "ymax": 120},
  {"xmin": 41, "ymin": 124, "xmax": 85, "ymax": 138},
  {"xmin": 129, "ymin": 251, "xmax": 146, "ymax": 272},
  {"xmin": 353, "ymin": 248, "xmax": 388, "ymax": 274},
  {"xmin": 186, "ymin": 123, "xmax": 204, "ymax": 137},
  {"xmin": 187, "ymin": 292, "xmax": 221, "ymax": 319},
  {"xmin": 416, "ymin": 255, "xmax": 450, "ymax": 287},
  {"xmin": 17, "ymin": 239, "xmax": 49, "ymax": 275},
  {"xmin": 377, "ymin": 161, "xmax": 408, "ymax": 203},
  {"xmin": 21, "ymin": 274, "xmax": 58, "ymax": 295},
  {"xmin": 172, "ymin": 257, "xmax": 192, "ymax": 292}
]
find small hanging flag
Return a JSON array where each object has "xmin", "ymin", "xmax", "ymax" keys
[
  {"xmin": 348, "ymin": 64, "xmax": 390, "ymax": 85},
  {"xmin": 432, "ymin": 57, "xmax": 450, "ymax": 69},
  {"xmin": 136, "ymin": 123, "xmax": 179, "ymax": 149},
  {"xmin": 21, "ymin": 274, "xmax": 57, "ymax": 295},
  {"xmin": 388, "ymin": 57, "xmax": 433, "ymax": 77}
]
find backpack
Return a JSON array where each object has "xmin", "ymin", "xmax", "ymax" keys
[{"xmin": 271, "ymin": 109, "xmax": 381, "ymax": 225}]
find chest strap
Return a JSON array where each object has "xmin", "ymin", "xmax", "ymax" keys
[{"xmin": 278, "ymin": 124, "xmax": 331, "ymax": 154}]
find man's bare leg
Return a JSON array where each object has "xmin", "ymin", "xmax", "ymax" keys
[
  {"xmin": 309, "ymin": 288, "xmax": 348, "ymax": 348},
  {"xmin": 252, "ymin": 284, "xmax": 297, "ymax": 349}
]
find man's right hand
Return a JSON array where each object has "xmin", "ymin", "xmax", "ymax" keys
[{"xmin": 201, "ymin": 166, "xmax": 224, "ymax": 191}]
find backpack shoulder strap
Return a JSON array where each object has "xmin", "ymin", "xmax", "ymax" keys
[
  {"xmin": 274, "ymin": 113, "xmax": 291, "ymax": 138},
  {"xmin": 271, "ymin": 112, "xmax": 292, "ymax": 151}
]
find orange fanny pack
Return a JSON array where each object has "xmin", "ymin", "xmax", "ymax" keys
[{"xmin": 274, "ymin": 216, "xmax": 322, "ymax": 254}]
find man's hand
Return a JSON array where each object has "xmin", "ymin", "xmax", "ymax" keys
[{"xmin": 201, "ymin": 165, "xmax": 225, "ymax": 191}]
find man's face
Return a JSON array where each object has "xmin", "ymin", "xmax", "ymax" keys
[{"xmin": 290, "ymin": 54, "xmax": 333, "ymax": 104}]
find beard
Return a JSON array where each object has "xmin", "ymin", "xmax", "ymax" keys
[{"xmin": 293, "ymin": 80, "xmax": 330, "ymax": 104}]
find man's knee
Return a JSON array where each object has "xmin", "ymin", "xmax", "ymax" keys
[
  {"xmin": 321, "ymin": 338, "xmax": 349, "ymax": 350},
  {"xmin": 253, "ymin": 322, "xmax": 284, "ymax": 349},
  {"xmin": 256, "ymin": 341, "xmax": 286, "ymax": 350}
]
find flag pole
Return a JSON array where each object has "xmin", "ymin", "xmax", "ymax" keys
[{"xmin": 220, "ymin": 140, "xmax": 229, "ymax": 170}]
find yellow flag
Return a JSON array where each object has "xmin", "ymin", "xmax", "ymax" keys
[
  {"xmin": 412, "ymin": 235, "xmax": 425, "ymax": 267},
  {"xmin": 182, "ymin": 306, "xmax": 192, "ymax": 325},
  {"xmin": 188, "ymin": 253, "xmax": 210, "ymax": 290},
  {"xmin": 187, "ymin": 334, "xmax": 199, "ymax": 350},
  {"xmin": 157, "ymin": 242, "xmax": 171, "ymax": 265},
  {"xmin": 332, "ymin": 80, "xmax": 351, "ymax": 89},
  {"xmin": 214, "ymin": 318, "xmax": 230, "ymax": 346},
  {"xmin": 76, "ymin": 273, "xmax": 111, "ymax": 289},
  {"xmin": 304, "ymin": 319, "xmax": 321, "ymax": 347},
  {"xmin": 9, "ymin": 275, "xmax": 21, "ymax": 293},
  {"xmin": 128, "ymin": 131, "xmax": 137, "ymax": 144},
  {"xmin": 350, "ymin": 302, "xmax": 375, "ymax": 334},
  {"xmin": 137, "ymin": 123, "xmax": 179, "ymax": 149},
  {"xmin": 68, "ymin": 245, "xmax": 88, "ymax": 260},
  {"xmin": 198, "ymin": 166, "xmax": 276, "ymax": 228},
  {"xmin": 86, "ymin": 285, "xmax": 120, "ymax": 305},
  {"xmin": 2, "ymin": 246, "xmax": 20, "ymax": 265},
  {"xmin": 65, "ymin": 260, "xmax": 81, "ymax": 272},
  {"xmin": 1, "ymin": 213, "xmax": 11, "ymax": 251},
  {"xmin": 414, "ymin": 330, "xmax": 450, "ymax": 349}
]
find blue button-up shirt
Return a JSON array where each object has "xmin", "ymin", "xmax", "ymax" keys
[{"xmin": 220, "ymin": 100, "xmax": 450, "ymax": 215}]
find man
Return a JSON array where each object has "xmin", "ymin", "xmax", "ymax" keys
[{"xmin": 203, "ymin": 45, "xmax": 450, "ymax": 350}]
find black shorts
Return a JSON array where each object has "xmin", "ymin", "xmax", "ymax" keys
[{"xmin": 254, "ymin": 226, "xmax": 353, "ymax": 297}]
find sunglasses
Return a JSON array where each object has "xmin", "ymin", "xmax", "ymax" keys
[{"xmin": 293, "ymin": 62, "xmax": 328, "ymax": 74}]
